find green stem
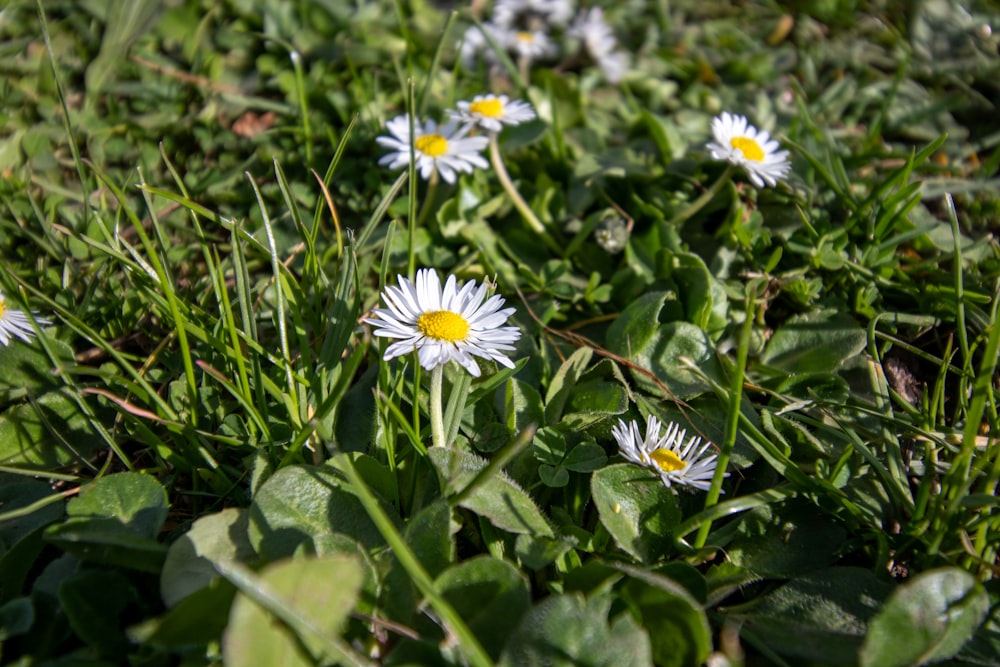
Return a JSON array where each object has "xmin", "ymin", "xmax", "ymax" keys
[
  {"xmin": 430, "ymin": 364, "xmax": 446, "ymax": 450},
  {"xmin": 672, "ymin": 164, "xmax": 735, "ymax": 226},
  {"xmin": 693, "ymin": 284, "xmax": 755, "ymax": 549},
  {"xmin": 488, "ymin": 135, "xmax": 562, "ymax": 254}
]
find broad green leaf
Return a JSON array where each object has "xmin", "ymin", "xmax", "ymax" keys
[
  {"xmin": 760, "ymin": 308, "xmax": 867, "ymax": 374},
  {"xmin": 222, "ymin": 555, "xmax": 365, "ymax": 667},
  {"xmin": 435, "ymin": 556, "xmax": 531, "ymax": 660},
  {"xmin": 0, "ymin": 338, "xmax": 74, "ymax": 405},
  {"xmin": 607, "ymin": 295, "xmax": 719, "ymax": 399},
  {"xmin": 59, "ymin": 569, "xmax": 138, "ymax": 657},
  {"xmin": 499, "ymin": 593, "xmax": 652, "ymax": 667},
  {"xmin": 515, "ymin": 532, "xmax": 577, "ymax": 570},
  {"xmin": 44, "ymin": 519, "xmax": 167, "ymax": 573},
  {"xmin": 429, "ymin": 447, "xmax": 554, "ymax": 537},
  {"xmin": 726, "ymin": 500, "xmax": 847, "ymax": 577},
  {"xmin": 0, "ymin": 596, "xmax": 33, "ymax": 641},
  {"xmin": 404, "ymin": 499, "xmax": 455, "ymax": 579},
  {"xmin": 860, "ymin": 567, "xmax": 989, "ymax": 667},
  {"xmin": 544, "ymin": 347, "xmax": 593, "ymax": 424},
  {"xmin": 620, "ymin": 566, "xmax": 712, "ymax": 667},
  {"xmin": 661, "ymin": 251, "xmax": 729, "ymax": 337},
  {"xmin": 562, "ymin": 378, "xmax": 628, "ymax": 429},
  {"xmin": 564, "ymin": 441, "xmax": 608, "ymax": 472},
  {"xmin": 0, "ymin": 477, "xmax": 65, "ymax": 547},
  {"xmin": 504, "ymin": 378, "xmax": 544, "ymax": 434},
  {"xmin": 130, "ymin": 579, "xmax": 236, "ymax": 649},
  {"xmin": 726, "ymin": 567, "xmax": 894, "ymax": 666},
  {"xmin": 67, "ymin": 472, "xmax": 168, "ymax": 539},
  {"xmin": 591, "ymin": 463, "xmax": 680, "ymax": 564},
  {"xmin": 160, "ymin": 508, "xmax": 257, "ymax": 607},
  {"xmin": 248, "ymin": 464, "xmax": 388, "ymax": 560},
  {"xmin": 0, "ymin": 389, "xmax": 105, "ymax": 468}
]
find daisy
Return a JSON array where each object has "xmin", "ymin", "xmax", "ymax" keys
[
  {"xmin": 508, "ymin": 29, "xmax": 555, "ymax": 61},
  {"xmin": 611, "ymin": 415, "xmax": 724, "ymax": 492},
  {"xmin": 364, "ymin": 269, "xmax": 521, "ymax": 377},
  {"xmin": 706, "ymin": 111, "xmax": 791, "ymax": 188},
  {"xmin": 376, "ymin": 114, "xmax": 489, "ymax": 184},
  {"xmin": 458, "ymin": 22, "xmax": 506, "ymax": 68},
  {"xmin": 449, "ymin": 94, "xmax": 537, "ymax": 134},
  {"xmin": 493, "ymin": 0, "xmax": 574, "ymax": 29},
  {"xmin": 568, "ymin": 7, "xmax": 629, "ymax": 83},
  {"xmin": 0, "ymin": 292, "xmax": 49, "ymax": 346}
]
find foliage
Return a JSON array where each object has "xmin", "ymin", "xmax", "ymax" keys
[{"xmin": 1, "ymin": 0, "xmax": 999, "ymax": 665}]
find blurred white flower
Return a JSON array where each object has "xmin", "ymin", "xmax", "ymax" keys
[
  {"xmin": 706, "ymin": 111, "xmax": 791, "ymax": 188},
  {"xmin": 450, "ymin": 94, "xmax": 537, "ymax": 133},
  {"xmin": 364, "ymin": 269, "xmax": 521, "ymax": 377},
  {"xmin": 376, "ymin": 114, "xmax": 489, "ymax": 184},
  {"xmin": 509, "ymin": 29, "xmax": 556, "ymax": 61},
  {"xmin": 568, "ymin": 7, "xmax": 629, "ymax": 83},
  {"xmin": 611, "ymin": 415, "xmax": 724, "ymax": 492}
]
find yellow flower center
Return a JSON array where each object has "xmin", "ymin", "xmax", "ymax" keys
[
  {"xmin": 516, "ymin": 32, "xmax": 534, "ymax": 43},
  {"xmin": 417, "ymin": 310, "xmax": 470, "ymax": 342},
  {"xmin": 650, "ymin": 448, "xmax": 687, "ymax": 473},
  {"xmin": 469, "ymin": 97, "xmax": 504, "ymax": 118},
  {"xmin": 730, "ymin": 136, "xmax": 764, "ymax": 162},
  {"xmin": 415, "ymin": 134, "xmax": 448, "ymax": 157},
  {"xmin": 0, "ymin": 300, "xmax": 5, "ymax": 317}
]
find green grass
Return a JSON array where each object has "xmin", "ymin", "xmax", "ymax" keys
[{"xmin": 1, "ymin": 0, "xmax": 999, "ymax": 665}]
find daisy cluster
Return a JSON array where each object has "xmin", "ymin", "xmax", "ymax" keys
[
  {"xmin": 376, "ymin": 93, "xmax": 536, "ymax": 183},
  {"xmin": 460, "ymin": 0, "xmax": 630, "ymax": 84}
]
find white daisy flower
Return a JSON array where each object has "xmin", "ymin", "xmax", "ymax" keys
[
  {"xmin": 376, "ymin": 114, "xmax": 489, "ymax": 184},
  {"xmin": 0, "ymin": 292, "xmax": 49, "ymax": 346},
  {"xmin": 508, "ymin": 29, "xmax": 555, "ymax": 61},
  {"xmin": 611, "ymin": 416, "xmax": 724, "ymax": 492},
  {"xmin": 458, "ymin": 22, "xmax": 506, "ymax": 68},
  {"xmin": 568, "ymin": 7, "xmax": 629, "ymax": 83},
  {"xmin": 364, "ymin": 269, "xmax": 521, "ymax": 377},
  {"xmin": 449, "ymin": 94, "xmax": 537, "ymax": 134},
  {"xmin": 706, "ymin": 111, "xmax": 791, "ymax": 188},
  {"xmin": 494, "ymin": 0, "xmax": 574, "ymax": 29}
]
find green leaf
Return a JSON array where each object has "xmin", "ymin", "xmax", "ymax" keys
[
  {"xmin": 619, "ymin": 566, "xmax": 712, "ymax": 667},
  {"xmin": 591, "ymin": 463, "xmax": 680, "ymax": 564},
  {"xmin": 130, "ymin": 579, "xmax": 237, "ymax": 649},
  {"xmin": 0, "ymin": 596, "xmax": 33, "ymax": 641},
  {"xmin": 435, "ymin": 556, "xmax": 531, "ymax": 660},
  {"xmin": 248, "ymin": 464, "xmax": 389, "ymax": 560},
  {"xmin": 726, "ymin": 567, "xmax": 894, "ymax": 666},
  {"xmin": 59, "ymin": 569, "xmax": 138, "ymax": 657},
  {"xmin": 0, "ymin": 389, "xmax": 105, "ymax": 468},
  {"xmin": 0, "ymin": 338, "xmax": 74, "ymax": 405},
  {"xmin": 0, "ymin": 477, "xmax": 65, "ymax": 547},
  {"xmin": 44, "ymin": 518, "xmax": 168, "ymax": 573},
  {"xmin": 404, "ymin": 499, "xmax": 455, "ymax": 579},
  {"xmin": 562, "ymin": 378, "xmax": 628, "ymax": 429},
  {"xmin": 499, "ymin": 593, "xmax": 652, "ymax": 667},
  {"xmin": 504, "ymin": 378, "xmax": 544, "ymax": 434},
  {"xmin": 760, "ymin": 308, "xmax": 867, "ymax": 374},
  {"xmin": 860, "ymin": 567, "xmax": 989, "ymax": 667},
  {"xmin": 544, "ymin": 347, "xmax": 593, "ymax": 424},
  {"xmin": 160, "ymin": 508, "xmax": 257, "ymax": 607},
  {"xmin": 67, "ymin": 472, "xmax": 168, "ymax": 539},
  {"xmin": 726, "ymin": 500, "xmax": 847, "ymax": 577},
  {"xmin": 515, "ymin": 533, "xmax": 577, "ymax": 570},
  {"xmin": 564, "ymin": 441, "xmax": 608, "ymax": 472},
  {"xmin": 607, "ymin": 295, "xmax": 719, "ymax": 399},
  {"xmin": 429, "ymin": 448, "xmax": 554, "ymax": 537},
  {"xmin": 222, "ymin": 555, "xmax": 365, "ymax": 667}
]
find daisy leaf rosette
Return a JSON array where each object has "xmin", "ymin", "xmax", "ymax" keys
[
  {"xmin": 376, "ymin": 114, "xmax": 489, "ymax": 184},
  {"xmin": 707, "ymin": 111, "xmax": 791, "ymax": 188},
  {"xmin": 364, "ymin": 269, "xmax": 521, "ymax": 377}
]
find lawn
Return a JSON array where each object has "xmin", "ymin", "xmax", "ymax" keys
[{"xmin": 1, "ymin": 0, "xmax": 999, "ymax": 665}]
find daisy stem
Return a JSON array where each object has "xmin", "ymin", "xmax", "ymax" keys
[
  {"xmin": 693, "ymin": 284, "xmax": 757, "ymax": 549},
  {"xmin": 430, "ymin": 364, "xmax": 446, "ymax": 449},
  {"xmin": 671, "ymin": 164, "xmax": 736, "ymax": 227},
  {"xmin": 488, "ymin": 135, "xmax": 562, "ymax": 255}
]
